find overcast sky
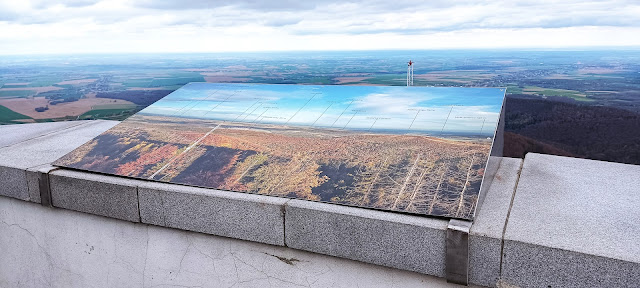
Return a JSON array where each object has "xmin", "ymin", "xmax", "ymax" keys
[{"xmin": 1, "ymin": 0, "xmax": 639, "ymax": 54}]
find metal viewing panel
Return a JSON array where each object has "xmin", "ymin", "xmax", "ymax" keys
[{"xmin": 54, "ymin": 83, "xmax": 505, "ymax": 220}]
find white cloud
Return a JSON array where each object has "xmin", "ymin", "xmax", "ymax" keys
[{"xmin": 354, "ymin": 92, "xmax": 427, "ymax": 114}]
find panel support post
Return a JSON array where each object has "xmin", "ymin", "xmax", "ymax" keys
[{"xmin": 446, "ymin": 219, "xmax": 472, "ymax": 285}]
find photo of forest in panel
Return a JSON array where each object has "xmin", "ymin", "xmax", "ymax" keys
[{"xmin": 54, "ymin": 83, "xmax": 504, "ymax": 219}]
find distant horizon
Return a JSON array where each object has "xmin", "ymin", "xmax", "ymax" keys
[{"xmin": 3, "ymin": 46, "xmax": 640, "ymax": 57}]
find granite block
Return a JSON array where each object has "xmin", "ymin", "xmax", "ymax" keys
[
  {"xmin": 49, "ymin": 169, "xmax": 141, "ymax": 222},
  {"xmin": 138, "ymin": 181, "xmax": 288, "ymax": 246},
  {"xmin": 0, "ymin": 120, "xmax": 118, "ymax": 169},
  {"xmin": 501, "ymin": 240, "xmax": 640, "ymax": 288},
  {"xmin": 503, "ymin": 153, "xmax": 640, "ymax": 287},
  {"xmin": 474, "ymin": 156, "xmax": 503, "ymax": 217},
  {"xmin": 0, "ymin": 165, "xmax": 28, "ymax": 201},
  {"xmin": 0, "ymin": 120, "xmax": 117, "ymax": 202},
  {"xmin": 0, "ymin": 121, "xmax": 84, "ymax": 148},
  {"xmin": 285, "ymin": 199, "xmax": 449, "ymax": 277},
  {"xmin": 468, "ymin": 157, "xmax": 522, "ymax": 287},
  {"xmin": 471, "ymin": 157, "xmax": 523, "ymax": 239},
  {"xmin": 469, "ymin": 236, "xmax": 502, "ymax": 287}
]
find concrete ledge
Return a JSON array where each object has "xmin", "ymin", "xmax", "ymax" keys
[
  {"xmin": 0, "ymin": 121, "xmax": 85, "ymax": 148},
  {"xmin": 503, "ymin": 153, "xmax": 640, "ymax": 287},
  {"xmin": 1, "ymin": 195, "xmax": 477, "ymax": 288},
  {"xmin": 0, "ymin": 120, "xmax": 118, "ymax": 170},
  {"xmin": 285, "ymin": 199, "xmax": 449, "ymax": 277},
  {"xmin": 138, "ymin": 181, "xmax": 288, "ymax": 246},
  {"xmin": 469, "ymin": 157, "xmax": 523, "ymax": 287},
  {"xmin": 49, "ymin": 169, "xmax": 141, "ymax": 222},
  {"xmin": 0, "ymin": 120, "xmax": 118, "ymax": 203}
]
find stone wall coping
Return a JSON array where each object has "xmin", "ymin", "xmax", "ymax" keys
[{"xmin": 2, "ymin": 121, "xmax": 638, "ymax": 287}]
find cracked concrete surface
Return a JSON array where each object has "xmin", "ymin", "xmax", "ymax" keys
[{"xmin": 0, "ymin": 196, "xmax": 472, "ymax": 288}]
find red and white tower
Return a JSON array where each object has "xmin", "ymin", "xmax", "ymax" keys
[{"xmin": 407, "ymin": 60, "xmax": 414, "ymax": 86}]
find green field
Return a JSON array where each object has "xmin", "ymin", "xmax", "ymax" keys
[
  {"xmin": 122, "ymin": 78, "xmax": 154, "ymax": 87},
  {"xmin": 1, "ymin": 84, "xmax": 29, "ymax": 88},
  {"xmin": 522, "ymin": 86, "xmax": 593, "ymax": 102},
  {"xmin": 79, "ymin": 108, "xmax": 136, "ymax": 120},
  {"xmin": 309, "ymin": 77, "xmax": 332, "ymax": 84},
  {"xmin": 363, "ymin": 74, "xmax": 406, "ymax": 85},
  {"xmin": 0, "ymin": 105, "xmax": 32, "ymax": 124},
  {"xmin": 506, "ymin": 86, "xmax": 523, "ymax": 94},
  {"xmin": 161, "ymin": 85, "xmax": 187, "ymax": 90},
  {"xmin": 25, "ymin": 77, "xmax": 65, "ymax": 87},
  {"xmin": 52, "ymin": 84, "xmax": 74, "ymax": 89},
  {"xmin": 167, "ymin": 71, "xmax": 205, "ymax": 78},
  {"xmin": 91, "ymin": 103, "xmax": 137, "ymax": 110},
  {"xmin": 149, "ymin": 76, "xmax": 205, "ymax": 87},
  {"xmin": 412, "ymin": 80, "xmax": 468, "ymax": 86},
  {"xmin": 0, "ymin": 90, "xmax": 37, "ymax": 98}
]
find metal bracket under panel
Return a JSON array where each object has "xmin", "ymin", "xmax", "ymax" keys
[
  {"xmin": 38, "ymin": 171, "xmax": 53, "ymax": 207},
  {"xmin": 35, "ymin": 166, "xmax": 59, "ymax": 207},
  {"xmin": 446, "ymin": 219, "xmax": 472, "ymax": 285}
]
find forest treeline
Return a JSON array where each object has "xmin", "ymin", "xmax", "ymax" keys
[
  {"xmin": 96, "ymin": 90, "xmax": 173, "ymax": 106},
  {"xmin": 505, "ymin": 96, "xmax": 640, "ymax": 165}
]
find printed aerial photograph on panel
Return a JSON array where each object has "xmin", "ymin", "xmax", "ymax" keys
[{"xmin": 54, "ymin": 83, "xmax": 505, "ymax": 219}]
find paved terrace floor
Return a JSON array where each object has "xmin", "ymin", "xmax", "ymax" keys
[{"xmin": 0, "ymin": 120, "xmax": 638, "ymax": 287}]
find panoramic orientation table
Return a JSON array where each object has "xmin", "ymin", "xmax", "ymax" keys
[{"xmin": 54, "ymin": 83, "xmax": 505, "ymax": 220}]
